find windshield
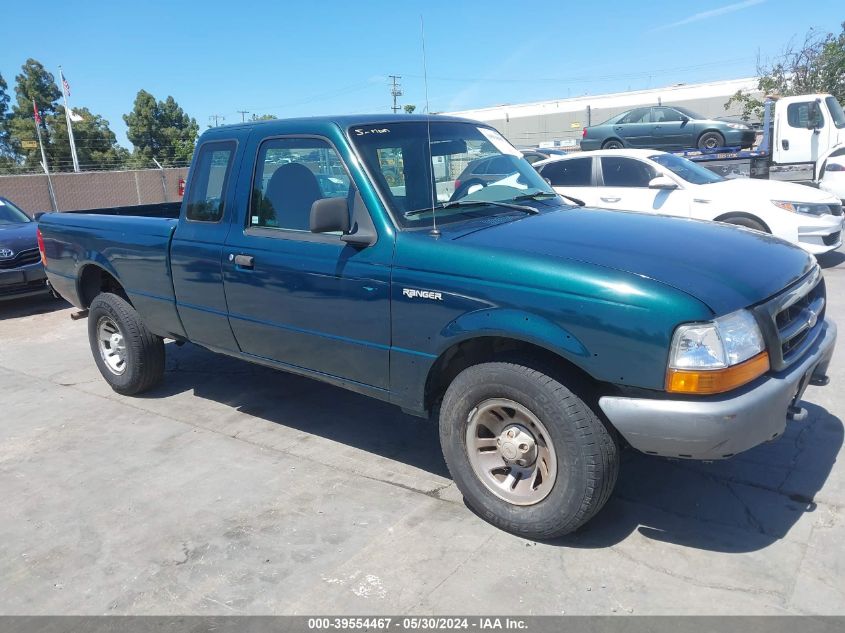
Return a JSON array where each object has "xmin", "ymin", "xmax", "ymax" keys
[
  {"xmin": 349, "ymin": 121, "xmax": 557, "ymax": 228},
  {"xmin": 0, "ymin": 199, "xmax": 32, "ymax": 224},
  {"xmin": 826, "ymin": 96, "xmax": 845, "ymax": 129},
  {"xmin": 648, "ymin": 153, "xmax": 724, "ymax": 185}
]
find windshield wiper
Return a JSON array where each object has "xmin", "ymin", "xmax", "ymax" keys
[
  {"xmin": 404, "ymin": 199, "xmax": 538, "ymax": 219},
  {"xmin": 512, "ymin": 191, "xmax": 585, "ymax": 207}
]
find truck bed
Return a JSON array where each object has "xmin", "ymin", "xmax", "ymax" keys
[
  {"xmin": 59, "ymin": 201, "xmax": 182, "ymax": 218},
  {"xmin": 37, "ymin": 210, "xmax": 185, "ymax": 340}
]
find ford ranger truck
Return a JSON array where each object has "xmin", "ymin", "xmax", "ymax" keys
[{"xmin": 37, "ymin": 115, "xmax": 837, "ymax": 539}]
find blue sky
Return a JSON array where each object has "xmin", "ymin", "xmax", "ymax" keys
[{"xmin": 1, "ymin": 0, "xmax": 842, "ymax": 147}]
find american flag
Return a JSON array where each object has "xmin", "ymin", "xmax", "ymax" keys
[{"xmin": 61, "ymin": 71, "xmax": 70, "ymax": 97}]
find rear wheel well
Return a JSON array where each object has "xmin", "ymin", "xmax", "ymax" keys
[
  {"xmin": 79, "ymin": 265, "xmax": 129, "ymax": 308},
  {"xmin": 714, "ymin": 212, "xmax": 771, "ymax": 233},
  {"xmin": 424, "ymin": 336, "xmax": 599, "ymax": 414}
]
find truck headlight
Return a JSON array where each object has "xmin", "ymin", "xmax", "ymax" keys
[
  {"xmin": 725, "ymin": 122, "xmax": 749, "ymax": 130},
  {"xmin": 666, "ymin": 309, "xmax": 769, "ymax": 394},
  {"xmin": 772, "ymin": 200, "xmax": 831, "ymax": 216}
]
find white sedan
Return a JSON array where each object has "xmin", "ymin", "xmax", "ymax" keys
[
  {"xmin": 534, "ymin": 149, "xmax": 843, "ymax": 255},
  {"xmin": 820, "ymin": 152, "xmax": 845, "ymax": 204}
]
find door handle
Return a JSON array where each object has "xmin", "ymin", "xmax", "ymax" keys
[
  {"xmin": 782, "ymin": 139, "xmax": 789, "ymax": 150},
  {"xmin": 600, "ymin": 197, "xmax": 621, "ymax": 203},
  {"xmin": 232, "ymin": 254, "xmax": 254, "ymax": 269}
]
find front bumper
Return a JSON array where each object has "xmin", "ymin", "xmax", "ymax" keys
[
  {"xmin": 0, "ymin": 262, "xmax": 49, "ymax": 301},
  {"xmin": 598, "ymin": 318, "xmax": 837, "ymax": 460},
  {"xmin": 723, "ymin": 129, "xmax": 757, "ymax": 149}
]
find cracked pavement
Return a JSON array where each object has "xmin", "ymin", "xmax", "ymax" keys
[{"xmin": 1, "ymin": 251, "xmax": 843, "ymax": 615}]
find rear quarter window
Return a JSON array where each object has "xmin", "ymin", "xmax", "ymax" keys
[
  {"xmin": 185, "ymin": 141, "xmax": 237, "ymax": 222},
  {"xmin": 540, "ymin": 158, "xmax": 592, "ymax": 186}
]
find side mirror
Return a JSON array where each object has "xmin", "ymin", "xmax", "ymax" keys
[
  {"xmin": 648, "ymin": 175, "xmax": 678, "ymax": 190},
  {"xmin": 807, "ymin": 100, "xmax": 820, "ymax": 130},
  {"xmin": 310, "ymin": 197, "xmax": 350, "ymax": 234}
]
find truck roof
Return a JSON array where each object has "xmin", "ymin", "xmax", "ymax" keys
[{"xmin": 200, "ymin": 113, "xmax": 483, "ymax": 139}]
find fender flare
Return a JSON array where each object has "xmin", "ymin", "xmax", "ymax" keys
[{"xmin": 436, "ymin": 307, "xmax": 591, "ymax": 363}]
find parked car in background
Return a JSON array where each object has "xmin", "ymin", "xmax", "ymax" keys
[
  {"xmin": 0, "ymin": 196, "xmax": 50, "ymax": 301},
  {"xmin": 535, "ymin": 149, "xmax": 843, "ymax": 255},
  {"xmin": 453, "ymin": 153, "xmax": 525, "ymax": 198},
  {"xmin": 580, "ymin": 105, "xmax": 756, "ymax": 151},
  {"xmin": 520, "ymin": 147, "xmax": 570, "ymax": 165},
  {"xmin": 819, "ymin": 152, "xmax": 845, "ymax": 203}
]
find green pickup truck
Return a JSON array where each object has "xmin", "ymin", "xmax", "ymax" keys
[{"xmin": 38, "ymin": 115, "xmax": 837, "ymax": 538}]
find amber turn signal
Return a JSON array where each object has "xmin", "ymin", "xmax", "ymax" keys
[{"xmin": 666, "ymin": 351, "xmax": 770, "ymax": 395}]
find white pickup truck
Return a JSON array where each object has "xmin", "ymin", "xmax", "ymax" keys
[{"xmin": 533, "ymin": 149, "xmax": 843, "ymax": 255}]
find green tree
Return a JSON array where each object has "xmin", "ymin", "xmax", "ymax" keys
[
  {"xmin": 4, "ymin": 59, "xmax": 62, "ymax": 170},
  {"xmin": 726, "ymin": 23, "xmax": 845, "ymax": 120},
  {"xmin": 13, "ymin": 58, "xmax": 61, "ymax": 118},
  {"xmin": 0, "ymin": 72, "xmax": 12, "ymax": 168},
  {"xmin": 48, "ymin": 107, "xmax": 128, "ymax": 171},
  {"xmin": 250, "ymin": 113, "xmax": 276, "ymax": 121},
  {"xmin": 403, "ymin": 104, "xmax": 416, "ymax": 114},
  {"xmin": 124, "ymin": 90, "xmax": 199, "ymax": 167}
]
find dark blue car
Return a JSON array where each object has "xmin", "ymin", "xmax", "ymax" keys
[{"xmin": 0, "ymin": 197, "xmax": 50, "ymax": 301}]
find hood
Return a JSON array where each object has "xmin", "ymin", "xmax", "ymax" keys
[
  {"xmin": 0, "ymin": 221, "xmax": 38, "ymax": 255},
  {"xmin": 451, "ymin": 208, "xmax": 814, "ymax": 315},
  {"xmin": 701, "ymin": 177, "xmax": 839, "ymax": 203}
]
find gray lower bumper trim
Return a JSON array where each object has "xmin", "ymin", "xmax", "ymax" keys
[{"xmin": 599, "ymin": 319, "xmax": 837, "ymax": 460}]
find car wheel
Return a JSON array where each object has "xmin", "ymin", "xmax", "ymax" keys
[
  {"xmin": 720, "ymin": 215, "xmax": 768, "ymax": 233},
  {"xmin": 88, "ymin": 292, "xmax": 165, "ymax": 395},
  {"xmin": 601, "ymin": 139, "xmax": 624, "ymax": 150},
  {"xmin": 439, "ymin": 362, "xmax": 619, "ymax": 539},
  {"xmin": 698, "ymin": 131, "xmax": 725, "ymax": 150}
]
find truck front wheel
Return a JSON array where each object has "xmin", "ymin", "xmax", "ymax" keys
[
  {"xmin": 88, "ymin": 292, "xmax": 165, "ymax": 395},
  {"xmin": 439, "ymin": 362, "xmax": 618, "ymax": 539}
]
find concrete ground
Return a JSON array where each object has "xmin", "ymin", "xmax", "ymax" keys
[{"xmin": 1, "ymin": 251, "xmax": 844, "ymax": 616}]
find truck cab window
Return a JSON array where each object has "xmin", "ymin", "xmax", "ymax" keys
[
  {"xmin": 250, "ymin": 138, "xmax": 351, "ymax": 231},
  {"xmin": 185, "ymin": 141, "xmax": 236, "ymax": 222},
  {"xmin": 787, "ymin": 102, "xmax": 825, "ymax": 129}
]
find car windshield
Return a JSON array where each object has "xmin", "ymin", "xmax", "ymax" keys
[
  {"xmin": 648, "ymin": 153, "xmax": 724, "ymax": 185},
  {"xmin": 826, "ymin": 97, "xmax": 845, "ymax": 129},
  {"xmin": 349, "ymin": 121, "xmax": 557, "ymax": 229},
  {"xmin": 0, "ymin": 199, "xmax": 32, "ymax": 224}
]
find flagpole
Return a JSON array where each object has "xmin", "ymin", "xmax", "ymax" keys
[
  {"xmin": 59, "ymin": 66, "xmax": 80, "ymax": 173},
  {"xmin": 33, "ymin": 98, "xmax": 59, "ymax": 212}
]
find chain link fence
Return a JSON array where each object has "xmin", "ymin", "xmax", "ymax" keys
[{"xmin": 0, "ymin": 167, "xmax": 188, "ymax": 215}]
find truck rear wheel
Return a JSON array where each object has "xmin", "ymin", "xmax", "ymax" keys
[
  {"xmin": 439, "ymin": 362, "xmax": 618, "ymax": 539},
  {"xmin": 88, "ymin": 292, "xmax": 165, "ymax": 395}
]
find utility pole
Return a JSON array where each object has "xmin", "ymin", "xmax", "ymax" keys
[
  {"xmin": 209, "ymin": 114, "xmax": 225, "ymax": 127},
  {"xmin": 389, "ymin": 75, "xmax": 403, "ymax": 113},
  {"xmin": 237, "ymin": 110, "xmax": 250, "ymax": 122}
]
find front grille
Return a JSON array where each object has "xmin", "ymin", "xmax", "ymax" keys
[
  {"xmin": 828, "ymin": 204, "xmax": 843, "ymax": 217},
  {"xmin": 754, "ymin": 266, "xmax": 825, "ymax": 371},
  {"xmin": 0, "ymin": 278, "xmax": 47, "ymax": 296},
  {"xmin": 823, "ymin": 231, "xmax": 841, "ymax": 246},
  {"xmin": 0, "ymin": 248, "xmax": 41, "ymax": 270}
]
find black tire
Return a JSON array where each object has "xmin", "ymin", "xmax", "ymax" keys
[
  {"xmin": 439, "ymin": 362, "xmax": 619, "ymax": 539},
  {"xmin": 720, "ymin": 215, "xmax": 768, "ymax": 233},
  {"xmin": 88, "ymin": 292, "xmax": 165, "ymax": 395},
  {"xmin": 697, "ymin": 131, "xmax": 725, "ymax": 150},
  {"xmin": 601, "ymin": 139, "xmax": 624, "ymax": 150}
]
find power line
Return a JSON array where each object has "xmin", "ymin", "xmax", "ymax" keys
[
  {"xmin": 237, "ymin": 110, "xmax": 250, "ymax": 122},
  {"xmin": 389, "ymin": 75, "xmax": 403, "ymax": 113},
  {"xmin": 209, "ymin": 114, "xmax": 225, "ymax": 127}
]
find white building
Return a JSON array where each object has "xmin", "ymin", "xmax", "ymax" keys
[{"xmin": 446, "ymin": 77, "xmax": 761, "ymax": 148}]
